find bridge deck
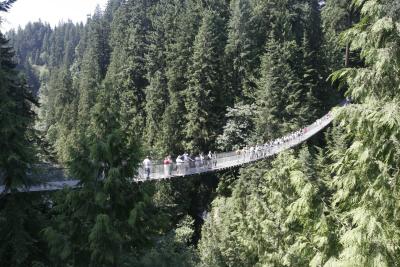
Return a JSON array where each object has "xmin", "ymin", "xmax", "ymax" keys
[{"xmin": 0, "ymin": 109, "xmax": 336, "ymax": 193}]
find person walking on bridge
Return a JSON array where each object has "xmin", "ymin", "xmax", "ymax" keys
[
  {"xmin": 163, "ymin": 156, "xmax": 172, "ymax": 177},
  {"xmin": 143, "ymin": 156, "xmax": 152, "ymax": 180},
  {"xmin": 212, "ymin": 151, "xmax": 217, "ymax": 167},
  {"xmin": 235, "ymin": 148, "xmax": 241, "ymax": 163},
  {"xmin": 176, "ymin": 155, "xmax": 184, "ymax": 174},
  {"xmin": 207, "ymin": 151, "xmax": 213, "ymax": 169}
]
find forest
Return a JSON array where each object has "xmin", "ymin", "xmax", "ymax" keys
[{"xmin": 1, "ymin": 0, "xmax": 400, "ymax": 266}]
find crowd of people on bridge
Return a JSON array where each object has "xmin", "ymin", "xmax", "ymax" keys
[
  {"xmin": 141, "ymin": 112, "xmax": 332, "ymax": 179},
  {"xmin": 142, "ymin": 151, "xmax": 218, "ymax": 179}
]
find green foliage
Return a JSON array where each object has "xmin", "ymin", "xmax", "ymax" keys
[
  {"xmin": 11, "ymin": 0, "xmax": 336, "ymax": 159},
  {"xmin": 225, "ymin": 0, "xmax": 261, "ymax": 100},
  {"xmin": 102, "ymin": 0, "xmax": 152, "ymax": 142},
  {"xmin": 160, "ymin": 0, "xmax": 201, "ymax": 155},
  {"xmin": 254, "ymin": 0, "xmax": 330, "ymax": 142},
  {"xmin": 89, "ymin": 214, "xmax": 122, "ymax": 266},
  {"xmin": 321, "ymin": 0, "xmax": 361, "ymax": 70},
  {"xmin": 323, "ymin": 1, "xmax": 400, "ymax": 265},
  {"xmin": 42, "ymin": 89, "xmax": 164, "ymax": 266},
  {"xmin": 216, "ymin": 103, "xmax": 256, "ymax": 150},
  {"xmin": 184, "ymin": 9, "xmax": 228, "ymax": 152},
  {"xmin": 136, "ymin": 216, "xmax": 199, "ymax": 267},
  {"xmin": 7, "ymin": 0, "xmax": 391, "ymax": 266},
  {"xmin": 7, "ymin": 21, "xmax": 52, "ymax": 94},
  {"xmin": 199, "ymin": 150, "xmax": 336, "ymax": 266},
  {"xmin": 255, "ymin": 37, "xmax": 305, "ymax": 140},
  {"xmin": 200, "ymin": 1, "xmax": 400, "ymax": 266},
  {"xmin": 0, "ymin": 6, "xmax": 48, "ymax": 266},
  {"xmin": 0, "ymin": 194, "xmax": 49, "ymax": 266},
  {"xmin": 0, "ymin": 31, "xmax": 37, "ymax": 190},
  {"xmin": 77, "ymin": 8, "xmax": 110, "ymax": 130},
  {"xmin": 142, "ymin": 0, "xmax": 171, "ymax": 155}
]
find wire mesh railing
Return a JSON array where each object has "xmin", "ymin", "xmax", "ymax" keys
[
  {"xmin": 0, "ymin": 107, "xmax": 338, "ymax": 193},
  {"xmin": 136, "ymin": 111, "xmax": 334, "ymax": 181}
]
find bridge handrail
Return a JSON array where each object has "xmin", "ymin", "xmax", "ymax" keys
[
  {"xmin": 136, "ymin": 110, "xmax": 334, "ymax": 181},
  {"xmin": 1, "ymin": 101, "xmax": 346, "ymax": 193}
]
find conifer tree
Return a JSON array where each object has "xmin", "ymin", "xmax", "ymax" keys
[
  {"xmin": 161, "ymin": 0, "xmax": 202, "ymax": 155},
  {"xmin": 184, "ymin": 10, "xmax": 227, "ymax": 152},
  {"xmin": 137, "ymin": 216, "xmax": 199, "ymax": 266},
  {"xmin": 225, "ymin": 0, "xmax": 259, "ymax": 100},
  {"xmin": 44, "ymin": 67, "xmax": 79, "ymax": 162},
  {"xmin": 255, "ymin": 0, "xmax": 330, "ymax": 141},
  {"xmin": 77, "ymin": 7, "xmax": 110, "ymax": 130},
  {"xmin": 321, "ymin": 0, "xmax": 360, "ymax": 69},
  {"xmin": 0, "ymin": 32, "xmax": 37, "ymax": 190},
  {"xmin": 7, "ymin": 0, "xmax": 400, "ymax": 265},
  {"xmin": 199, "ymin": 151, "xmax": 332, "ymax": 266},
  {"xmin": 0, "ymin": 3, "xmax": 49, "ymax": 265},
  {"xmin": 0, "ymin": 194, "xmax": 50, "ymax": 266},
  {"xmin": 143, "ymin": 1, "xmax": 169, "ymax": 155},
  {"xmin": 255, "ymin": 36, "xmax": 305, "ymax": 140},
  {"xmin": 44, "ymin": 87, "xmax": 164, "ymax": 266},
  {"xmin": 103, "ymin": 0, "xmax": 152, "ymax": 141},
  {"xmin": 324, "ymin": 1, "xmax": 400, "ymax": 265},
  {"xmin": 300, "ymin": 0, "xmax": 334, "ymax": 114},
  {"xmin": 216, "ymin": 103, "xmax": 256, "ymax": 150}
]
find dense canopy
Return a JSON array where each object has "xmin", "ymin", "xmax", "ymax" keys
[{"xmin": 1, "ymin": 0, "xmax": 400, "ymax": 266}]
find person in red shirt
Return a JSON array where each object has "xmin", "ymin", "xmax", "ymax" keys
[{"xmin": 163, "ymin": 155, "xmax": 172, "ymax": 177}]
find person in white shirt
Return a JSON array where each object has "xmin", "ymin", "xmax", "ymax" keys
[
  {"xmin": 212, "ymin": 151, "xmax": 217, "ymax": 167},
  {"xmin": 143, "ymin": 156, "xmax": 151, "ymax": 179},
  {"xmin": 249, "ymin": 146, "xmax": 255, "ymax": 160},
  {"xmin": 176, "ymin": 155, "xmax": 184, "ymax": 174}
]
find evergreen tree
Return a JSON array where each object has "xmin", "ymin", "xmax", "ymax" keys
[
  {"xmin": 324, "ymin": 1, "xmax": 400, "ymax": 265},
  {"xmin": 300, "ymin": 0, "xmax": 337, "ymax": 114},
  {"xmin": 255, "ymin": 36, "xmax": 305, "ymax": 140},
  {"xmin": 103, "ymin": 0, "xmax": 124, "ymax": 24},
  {"xmin": 216, "ymin": 103, "xmax": 256, "ymax": 150},
  {"xmin": 225, "ymin": 0, "xmax": 260, "ymax": 100},
  {"xmin": 103, "ymin": 0, "xmax": 153, "ymax": 141},
  {"xmin": 161, "ymin": 0, "xmax": 202, "ymax": 155},
  {"xmin": 254, "ymin": 0, "xmax": 330, "ymax": 141},
  {"xmin": 0, "ymin": 32, "xmax": 37, "ymax": 190},
  {"xmin": 199, "ymin": 151, "xmax": 333, "ymax": 266},
  {"xmin": 137, "ymin": 216, "xmax": 199, "ymax": 266},
  {"xmin": 0, "ymin": 3, "xmax": 49, "ymax": 266},
  {"xmin": 321, "ymin": 0, "xmax": 360, "ymax": 68},
  {"xmin": 44, "ymin": 67, "xmax": 79, "ymax": 162},
  {"xmin": 184, "ymin": 10, "xmax": 227, "ymax": 152},
  {"xmin": 77, "ymin": 7, "xmax": 110, "ymax": 130},
  {"xmin": 0, "ymin": 194, "xmax": 50, "ymax": 266},
  {"xmin": 7, "ymin": 21, "xmax": 52, "ymax": 94},
  {"xmin": 44, "ymin": 88, "xmax": 164, "ymax": 266},
  {"xmin": 143, "ymin": 0, "xmax": 169, "ymax": 155},
  {"xmin": 6, "ymin": 1, "xmax": 400, "ymax": 265}
]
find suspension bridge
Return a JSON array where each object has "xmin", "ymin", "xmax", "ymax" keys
[{"xmin": 0, "ymin": 104, "xmax": 343, "ymax": 193}]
